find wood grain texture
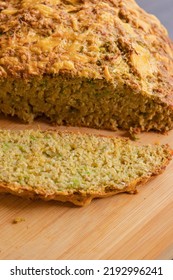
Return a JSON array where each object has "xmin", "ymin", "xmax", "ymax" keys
[{"xmin": 0, "ymin": 115, "xmax": 173, "ymax": 260}]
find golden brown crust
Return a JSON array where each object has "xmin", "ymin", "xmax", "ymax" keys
[
  {"xmin": 0, "ymin": 0, "xmax": 173, "ymax": 104},
  {"xmin": 0, "ymin": 1, "xmax": 173, "ymax": 133}
]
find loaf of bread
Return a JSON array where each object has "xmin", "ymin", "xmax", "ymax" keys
[
  {"xmin": 0, "ymin": 0, "xmax": 173, "ymax": 132},
  {"xmin": 0, "ymin": 129, "xmax": 172, "ymax": 206}
]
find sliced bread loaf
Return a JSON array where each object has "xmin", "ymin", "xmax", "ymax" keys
[
  {"xmin": 0, "ymin": 0, "xmax": 173, "ymax": 131},
  {"xmin": 0, "ymin": 129, "xmax": 172, "ymax": 206}
]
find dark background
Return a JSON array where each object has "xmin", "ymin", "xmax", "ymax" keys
[{"xmin": 136, "ymin": 0, "xmax": 173, "ymax": 39}]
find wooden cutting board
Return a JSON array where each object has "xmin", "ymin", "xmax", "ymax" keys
[{"xmin": 0, "ymin": 115, "xmax": 173, "ymax": 260}]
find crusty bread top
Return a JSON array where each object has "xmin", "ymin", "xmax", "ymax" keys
[{"xmin": 0, "ymin": 0, "xmax": 173, "ymax": 104}]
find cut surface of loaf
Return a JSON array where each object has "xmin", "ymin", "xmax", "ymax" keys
[
  {"xmin": 0, "ymin": 0, "xmax": 173, "ymax": 131},
  {"xmin": 0, "ymin": 129, "xmax": 172, "ymax": 206}
]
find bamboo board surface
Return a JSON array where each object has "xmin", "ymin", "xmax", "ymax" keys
[{"xmin": 0, "ymin": 115, "xmax": 173, "ymax": 260}]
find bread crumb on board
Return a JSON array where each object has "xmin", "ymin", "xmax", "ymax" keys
[{"xmin": 12, "ymin": 217, "xmax": 25, "ymax": 224}]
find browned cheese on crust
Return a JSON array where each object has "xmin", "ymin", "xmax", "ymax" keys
[{"xmin": 0, "ymin": 0, "xmax": 173, "ymax": 131}]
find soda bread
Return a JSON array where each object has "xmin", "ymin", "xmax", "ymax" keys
[
  {"xmin": 0, "ymin": 0, "xmax": 173, "ymax": 132},
  {"xmin": 0, "ymin": 129, "xmax": 172, "ymax": 206},
  {"xmin": 0, "ymin": 0, "xmax": 173, "ymax": 131}
]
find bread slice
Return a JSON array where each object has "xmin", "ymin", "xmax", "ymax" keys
[
  {"xmin": 0, "ymin": 0, "xmax": 173, "ymax": 132},
  {"xmin": 0, "ymin": 129, "xmax": 172, "ymax": 206}
]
